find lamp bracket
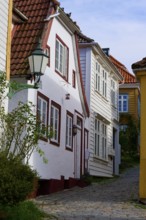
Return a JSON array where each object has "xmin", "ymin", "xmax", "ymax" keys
[{"xmin": 8, "ymin": 81, "xmax": 39, "ymax": 99}]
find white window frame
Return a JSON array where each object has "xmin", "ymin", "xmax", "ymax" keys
[
  {"xmin": 37, "ymin": 92, "xmax": 49, "ymax": 139},
  {"xmin": 101, "ymin": 123, "xmax": 107, "ymax": 159},
  {"xmin": 102, "ymin": 70, "xmax": 107, "ymax": 98},
  {"xmin": 119, "ymin": 94, "xmax": 128, "ymax": 112},
  {"xmin": 95, "ymin": 61, "xmax": 100, "ymax": 92},
  {"xmin": 50, "ymin": 101, "xmax": 61, "ymax": 145},
  {"xmin": 66, "ymin": 112, "xmax": 73, "ymax": 150},
  {"xmin": 94, "ymin": 118, "xmax": 107, "ymax": 160},
  {"xmin": 95, "ymin": 119, "xmax": 100, "ymax": 156},
  {"xmin": 111, "ymin": 79, "xmax": 116, "ymax": 106},
  {"xmin": 55, "ymin": 36, "xmax": 68, "ymax": 79}
]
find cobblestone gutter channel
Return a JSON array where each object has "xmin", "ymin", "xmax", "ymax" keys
[{"xmin": 35, "ymin": 166, "xmax": 146, "ymax": 220}]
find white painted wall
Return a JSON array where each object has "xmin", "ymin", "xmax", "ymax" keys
[
  {"xmin": 28, "ymin": 18, "xmax": 89, "ymax": 180},
  {"xmin": 79, "ymin": 46, "xmax": 120, "ymax": 177}
]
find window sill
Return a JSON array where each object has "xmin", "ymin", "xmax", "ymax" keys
[
  {"xmin": 102, "ymin": 96, "xmax": 108, "ymax": 102},
  {"xmin": 94, "ymin": 90, "xmax": 108, "ymax": 102},
  {"xmin": 111, "ymin": 104, "xmax": 117, "ymax": 110},
  {"xmin": 39, "ymin": 136, "xmax": 48, "ymax": 142},
  {"xmin": 55, "ymin": 69, "xmax": 68, "ymax": 82},
  {"xmin": 50, "ymin": 140, "xmax": 60, "ymax": 147},
  {"xmin": 95, "ymin": 90, "xmax": 102, "ymax": 97},
  {"xmin": 119, "ymin": 112, "xmax": 129, "ymax": 114},
  {"xmin": 66, "ymin": 146, "xmax": 73, "ymax": 152},
  {"xmin": 93, "ymin": 154, "xmax": 108, "ymax": 163}
]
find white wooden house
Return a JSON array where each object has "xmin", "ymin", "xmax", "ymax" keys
[
  {"xmin": 0, "ymin": 0, "xmax": 12, "ymax": 111},
  {"xmin": 77, "ymin": 33, "xmax": 123, "ymax": 176},
  {"xmin": 9, "ymin": 0, "xmax": 89, "ymax": 192},
  {"xmin": 0, "ymin": 0, "xmax": 9, "ymax": 72}
]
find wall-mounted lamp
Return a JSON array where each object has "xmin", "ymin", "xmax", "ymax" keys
[
  {"xmin": 73, "ymin": 125, "xmax": 77, "ymax": 136},
  {"xmin": 8, "ymin": 42, "xmax": 48, "ymax": 98},
  {"xmin": 28, "ymin": 42, "xmax": 49, "ymax": 87}
]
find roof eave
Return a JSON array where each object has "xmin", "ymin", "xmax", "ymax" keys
[
  {"xmin": 57, "ymin": 9, "xmax": 80, "ymax": 34},
  {"xmin": 132, "ymin": 67, "xmax": 146, "ymax": 73},
  {"xmin": 79, "ymin": 42, "xmax": 123, "ymax": 81}
]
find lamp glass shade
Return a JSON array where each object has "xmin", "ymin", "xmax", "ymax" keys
[
  {"xmin": 28, "ymin": 55, "xmax": 34, "ymax": 74},
  {"xmin": 33, "ymin": 55, "xmax": 43, "ymax": 74},
  {"xmin": 28, "ymin": 43, "xmax": 49, "ymax": 76},
  {"xmin": 40, "ymin": 55, "xmax": 49, "ymax": 74}
]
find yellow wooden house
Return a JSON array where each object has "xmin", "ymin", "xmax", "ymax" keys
[
  {"xmin": 132, "ymin": 57, "xmax": 146, "ymax": 202},
  {"xmin": 109, "ymin": 55, "xmax": 140, "ymax": 130}
]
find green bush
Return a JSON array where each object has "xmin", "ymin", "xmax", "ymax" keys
[
  {"xmin": 0, "ymin": 153, "xmax": 38, "ymax": 205},
  {"xmin": 119, "ymin": 113, "xmax": 139, "ymax": 158}
]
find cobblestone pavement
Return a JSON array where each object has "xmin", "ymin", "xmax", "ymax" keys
[{"xmin": 35, "ymin": 166, "xmax": 146, "ymax": 220}]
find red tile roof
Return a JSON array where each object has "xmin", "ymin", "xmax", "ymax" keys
[
  {"xmin": 11, "ymin": 1, "xmax": 90, "ymax": 117},
  {"xmin": 109, "ymin": 55, "xmax": 136, "ymax": 83},
  {"xmin": 11, "ymin": 0, "xmax": 59, "ymax": 76}
]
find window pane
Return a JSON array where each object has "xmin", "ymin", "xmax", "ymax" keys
[
  {"xmin": 64, "ymin": 47, "xmax": 68, "ymax": 77},
  {"xmin": 66, "ymin": 114, "xmax": 72, "ymax": 148},
  {"xmin": 55, "ymin": 37, "xmax": 68, "ymax": 79},
  {"xmin": 119, "ymin": 94, "xmax": 128, "ymax": 112},
  {"xmin": 37, "ymin": 94, "xmax": 48, "ymax": 137},
  {"xmin": 55, "ymin": 41, "xmax": 59, "ymax": 70},
  {"xmin": 51, "ymin": 106, "xmax": 59, "ymax": 142}
]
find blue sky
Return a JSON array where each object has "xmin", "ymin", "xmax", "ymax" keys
[{"xmin": 59, "ymin": 0, "xmax": 146, "ymax": 72}]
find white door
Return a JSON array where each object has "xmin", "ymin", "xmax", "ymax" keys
[
  {"xmin": 74, "ymin": 117, "xmax": 82, "ymax": 179},
  {"xmin": 75, "ymin": 128, "xmax": 81, "ymax": 178}
]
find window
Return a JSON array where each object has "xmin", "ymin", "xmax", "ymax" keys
[
  {"xmin": 94, "ymin": 118, "xmax": 107, "ymax": 160},
  {"xmin": 111, "ymin": 79, "xmax": 116, "ymax": 106},
  {"xmin": 55, "ymin": 35, "xmax": 69, "ymax": 80},
  {"xmin": 101, "ymin": 123, "xmax": 107, "ymax": 159},
  {"xmin": 95, "ymin": 119, "xmax": 100, "ymax": 156},
  {"xmin": 119, "ymin": 94, "xmax": 128, "ymax": 112},
  {"xmin": 50, "ymin": 101, "xmax": 61, "ymax": 146},
  {"xmin": 95, "ymin": 62, "xmax": 100, "ymax": 92},
  {"xmin": 72, "ymin": 70, "xmax": 76, "ymax": 88},
  {"xmin": 102, "ymin": 70, "xmax": 107, "ymax": 97},
  {"xmin": 37, "ymin": 92, "xmax": 49, "ymax": 140},
  {"xmin": 45, "ymin": 46, "xmax": 50, "ymax": 67},
  {"xmin": 66, "ymin": 111, "xmax": 73, "ymax": 150}
]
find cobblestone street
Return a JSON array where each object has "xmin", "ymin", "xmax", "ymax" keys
[{"xmin": 35, "ymin": 166, "xmax": 146, "ymax": 220}]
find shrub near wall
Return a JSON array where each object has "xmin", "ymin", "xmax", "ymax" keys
[
  {"xmin": 0, "ymin": 153, "xmax": 38, "ymax": 205},
  {"xmin": 119, "ymin": 113, "xmax": 139, "ymax": 158}
]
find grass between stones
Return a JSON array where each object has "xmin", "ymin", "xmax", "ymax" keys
[{"xmin": 0, "ymin": 200, "xmax": 57, "ymax": 220}]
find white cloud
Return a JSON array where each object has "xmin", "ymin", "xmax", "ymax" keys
[{"xmin": 60, "ymin": 0, "xmax": 146, "ymax": 72}]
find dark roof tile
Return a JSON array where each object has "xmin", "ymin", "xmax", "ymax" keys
[
  {"xmin": 132, "ymin": 57, "xmax": 146, "ymax": 70},
  {"xmin": 11, "ymin": 0, "xmax": 52, "ymax": 76},
  {"xmin": 77, "ymin": 32, "xmax": 94, "ymax": 43}
]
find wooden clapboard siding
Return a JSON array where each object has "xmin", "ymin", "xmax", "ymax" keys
[
  {"xmin": 89, "ymin": 51, "xmax": 113, "ymax": 176},
  {"xmin": 120, "ymin": 87, "xmax": 139, "ymax": 121},
  {"xmin": 6, "ymin": 0, "xmax": 12, "ymax": 80},
  {"xmin": 79, "ymin": 46, "xmax": 120, "ymax": 177},
  {"xmin": 0, "ymin": 0, "xmax": 9, "ymax": 72}
]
